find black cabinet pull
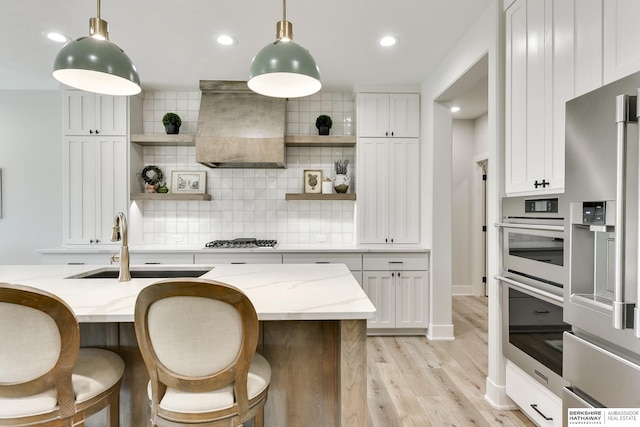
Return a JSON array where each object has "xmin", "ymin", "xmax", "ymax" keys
[
  {"xmin": 530, "ymin": 404, "xmax": 553, "ymax": 421},
  {"xmin": 89, "ymin": 129, "xmax": 94, "ymax": 134},
  {"xmin": 391, "ymin": 131, "xmax": 394, "ymax": 136},
  {"xmin": 95, "ymin": 129, "xmax": 99, "ymax": 134},
  {"xmin": 534, "ymin": 179, "xmax": 550, "ymax": 189},
  {"xmin": 392, "ymin": 272, "xmax": 395, "ymax": 277},
  {"xmin": 385, "ymin": 131, "xmax": 388, "ymax": 136}
]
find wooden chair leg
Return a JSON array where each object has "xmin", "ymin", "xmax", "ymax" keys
[
  {"xmin": 253, "ymin": 407, "xmax": 264, "ymax": 427},
  {"xmin": 108, "ymin": 391, "xmax": 120, "ymax": 427}
]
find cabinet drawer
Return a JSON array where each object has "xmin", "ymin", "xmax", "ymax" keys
[
  {"xmin": 130, "ymin": 253, "xmax": 194, "ymax": 264},
  {"xmin": 40, "ymin": 253, "xmax": 112, "ymax": 265},
  {"xmin": 282, "ymin": 253, "xmax": 362, "ymax": 271},
  {"xmin": 506, "ymin": 361, "xmax": 562, "ymax": 427},
  {"xmin": 362, "ymin": 252, "xmax": 428, "ymax": 271},
  {"xmin": 194, "ymin": 253, "xmax": 282, "ymax": 265}
]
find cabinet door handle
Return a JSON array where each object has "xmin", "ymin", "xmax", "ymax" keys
[
  {"xmin": 392, "ymin": 272, "xmax": 395, "ymax": 277},
  {"xmin": 89, "ymin": 129, "xmax": 94, "ymax": 134},
  {"xmin": 95, "ymin": 129, "xmax": 99, "ymax": 134},
  {"xmin": 231, "ymin": 262, "xmax": 246, "ymax": 265},
  {"xmin": 385, "ymin": 131, "xmax": 389, "ymax": 136},
  {"xmin": 391, "ymin": 131, "xmax": 394, "ymax": 137},
  {"xmin": 530, "ymin": 404, "xmax": 553, "ymax": 421},
  {"xmin": 389, "ymin": 261, "xmax": 403, "ymax": 265},
  {"xmin": 315, "ymin": 261, "xmax": 330, "ymax": 264}
]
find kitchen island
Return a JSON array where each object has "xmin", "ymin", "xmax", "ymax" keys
[{"xmin": 0, "ymin": 263, "xmax": 375, "ymax": 426}]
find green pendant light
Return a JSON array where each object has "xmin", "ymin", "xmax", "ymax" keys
[
  {"xmin": 52, "ymin": 0, "xmax": 141, "ymax": 96},
  {"xmin": 248, "ymin": 0, "xmax": 321, "ymax": 98}
]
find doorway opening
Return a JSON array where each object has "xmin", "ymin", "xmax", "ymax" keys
[{"xmin": 436, "ymin": 54, "xmax": 489, "ymax": 297}]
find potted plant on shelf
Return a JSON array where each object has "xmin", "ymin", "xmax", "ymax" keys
[
  {"xmin": 315, "ymin": 114, "xmax": 332, "ymax": 135},
  {"xmin": 162, "ymin": 112, "xmax": 182, "ymax": 134},
  {"xmin": 333, "ymin": 159, "xmax": 350, "ymax": 193},
  {"xmin": 141, "ymin": 165, "xmax": 164, "ymax": 193}
]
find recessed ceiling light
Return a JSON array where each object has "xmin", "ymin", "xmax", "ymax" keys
[
  {"xmin": 379, "ymin": 36, "xmax": 398, "ymax": 47},
  {"xmin": 451, "ymin": 106, "xmax": 461, "ymax": 113},
  {"xmin": 216, "ymin": 34, "xmax": 237, "ymax": 46},
  {"xmin": 44, "ymin": 32, "xmax": 71, "ymax": 43}
]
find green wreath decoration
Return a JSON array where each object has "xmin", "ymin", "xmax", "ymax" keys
[{"xmin": 141, "ymin": 165, "xmax": 163, "ymax": 186}]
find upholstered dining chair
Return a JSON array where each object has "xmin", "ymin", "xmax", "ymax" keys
[
  {"xmin": 0, "ymin": 282, "xmax": 125, "ymax": 427},
  {"xmin": 134, "ymin": 278, "xmax": 271, "ymax": 427}
]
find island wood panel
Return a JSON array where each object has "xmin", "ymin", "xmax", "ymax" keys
[{"xmin": 81, "ymin": 319, "xmax": 367, "ymax": 427}]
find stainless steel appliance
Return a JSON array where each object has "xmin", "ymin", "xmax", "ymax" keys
[
  {"xmin": 205, "ymin": 238, "xmax": 278, "ymax": 249},
  {"xmin": 563, "ymin": 71, "xmax": 640, "ymax": 422},
  {"xmin": 498, "ymin": 196, "xmax": 570, "ymax": 397}
]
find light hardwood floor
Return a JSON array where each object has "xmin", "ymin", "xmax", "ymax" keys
[{"xmin": 366, "ymin": 296, "xmax": 535, "ymax": 427}]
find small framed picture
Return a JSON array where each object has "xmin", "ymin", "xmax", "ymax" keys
[
  {"xmin": 171, "ymin": 170, "xmax": 207, "ymax": 194},
  {"xmin": 303, "ymin": 170, "xmax": 322, "ymax": 194}
]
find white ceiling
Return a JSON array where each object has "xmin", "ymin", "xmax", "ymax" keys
[{"xmin": 1, "ymin": 0, "xmax": 492, "ymax": 93}]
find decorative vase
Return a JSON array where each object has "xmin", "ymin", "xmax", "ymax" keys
[
  {"xmin": 318, "ymin": 126, "xmax": 330, "ymax": 135},
  {"xmin": 165, "ymin": 124, "xmax": 180, "ymax": 134},
  {"xmin": 145, "ymin": 184, "xmax": 158, "ymax": 193},
  {"xmin": 333, "ymin": 174, "xmax": 350, "ymax": 193}
]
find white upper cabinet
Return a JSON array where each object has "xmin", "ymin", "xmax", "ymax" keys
[
  {"xmin": 61, "ymin": 90, "xmax": 139, "ymax": 246},
  {"xmin": 358, "ymin": 137, "xmax": 420, "ymax": 244},
  {"xmin": 603, "ymin": 0, "xmax": 640, "ymax": 83},
  {"xmin": 504, "ymin": 0, "xmax": 565, "ymax": 195},
  {"xmin": 63, "ymin": 137, "xmax": 128, "ymax": 245},
  {"xmin": 64, "ymin": 91, "xmax": 128, "ymax": 136},
  {"xmin": 358, "ymin": 93, "xmax": 420, "ymax": 138},
  {"xmin": 356, "ymin": 92, "xmax": 420, "ymax": 244}
]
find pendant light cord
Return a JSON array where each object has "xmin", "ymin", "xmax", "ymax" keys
[
  {"xmin": 282, "ymin": 0, "xmax": 286, "ymax": 21},
  {"xmin": 97, "ymin": 0, "xmax": 101, "ymax": 19}
]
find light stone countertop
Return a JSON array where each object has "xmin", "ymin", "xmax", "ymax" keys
[
  {"xmin": 0, "ymin": 263, "xmax": 376, "ymax": 323},
  {"xmin": 36, "ymin": 243, "xmax": 430, "ymax": 254}
]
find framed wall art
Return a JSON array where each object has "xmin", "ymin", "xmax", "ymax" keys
[
  {"xmin": 303, "ymin": 170, "xmax": 322, "ymax": 194},
  {"xmin": 171, "ymin": 170, "xmax": 206, "ymax": 194}
]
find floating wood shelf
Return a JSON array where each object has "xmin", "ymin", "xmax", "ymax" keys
[
  {"xmin": 285, "ymin": 193, "xmax": 356, "ymax": 201},
  {"xmin": 130, "ymin": 134, "xmax": 195, "ymax": 146},
  {"xmin": 285, "ymin": 135, "xmax": 356, "ymax": 147},
  {"xmin": 131, "ymin": 193, "xmax": 211, "ymax": 201}
]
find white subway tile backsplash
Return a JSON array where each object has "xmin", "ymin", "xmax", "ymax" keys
[{"xmin": 137, "ymin": 90, "xmax": 356, "ymax": 245}]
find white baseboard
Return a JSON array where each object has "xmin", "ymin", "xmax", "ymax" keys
[
  {"xmin": 452, "ymin": 285, "xmax": 475, "ymax": 295},
  {"xmin": 426, "ymin": 323, "xmax": 454, "ymax": 340},
  {"xmin": 484, "ymin": 376, "xmax": 518, "ymax": 410}
]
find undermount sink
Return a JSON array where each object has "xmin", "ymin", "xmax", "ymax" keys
[{"xmin": 66, "ymin": 266, "xmax": 213, "ymax": 279}]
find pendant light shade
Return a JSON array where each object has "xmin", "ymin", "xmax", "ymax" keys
[
  {"xmin": 52, "ymin": 2, "xmax": 141, "ymax": 96},
  {"xmin": 248, "ymin": 2, "xmax": 321, "ymax": 98}
]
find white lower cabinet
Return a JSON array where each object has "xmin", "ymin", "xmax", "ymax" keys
[
  {"xmin": 39, "ymin": 253, "xmax": 114, "ymax": 265},
  {"xmin": 282, "ymin": 252, "xmax": 362, "ymax": 285},
  {"xmin": 129, "ymin": 253, "xmax": 194, "ymax": 264},
  {"xmin": 194, "ymin": 253, "xmax": 282, "ymax": 265},
  {"xmin": 361, "ymin": 253, "xmax": 428, "ymax": 334},
  {"xmin": 506, "ymin": 360, "xmax": 562, "ymax": 427}
]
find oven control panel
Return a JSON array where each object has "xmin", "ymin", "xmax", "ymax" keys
[{"xmin": 524, "ymin": 198, "xmax": 558, "ymax": 213}]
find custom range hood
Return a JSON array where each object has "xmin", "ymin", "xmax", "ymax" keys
[{"xmin": 196, "ymin": 80, "xmax": 287, "ymax": 168}]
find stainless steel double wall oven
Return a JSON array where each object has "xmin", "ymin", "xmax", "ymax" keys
[{"xmin": 498, "ymin": 196, "xmax": 570, "ymax": 397}]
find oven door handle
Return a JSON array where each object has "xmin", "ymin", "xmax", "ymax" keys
[
  {"xmin": 496, "ymin": 222, "xmax": 564, "ymax": 232},
  {"xmin": 495, "ymin": 275, "xmax": 564, "ymax": 305}
]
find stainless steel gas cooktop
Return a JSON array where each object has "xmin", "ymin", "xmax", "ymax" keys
[{"xmin": 205, "ymin": 238, "xmax": 278, "ymax": 249}]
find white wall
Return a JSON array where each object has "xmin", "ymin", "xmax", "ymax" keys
[
  {"xmin": 452, "ymin": 119, "xmax": 476, "ymax": 295},
  {"xmin": 0, "ymin": 91, "xmax": 62, "ymax": 264},
  {"xmin": 421, "ymin": 0, "xmax": 511, "ymax": 409}
]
